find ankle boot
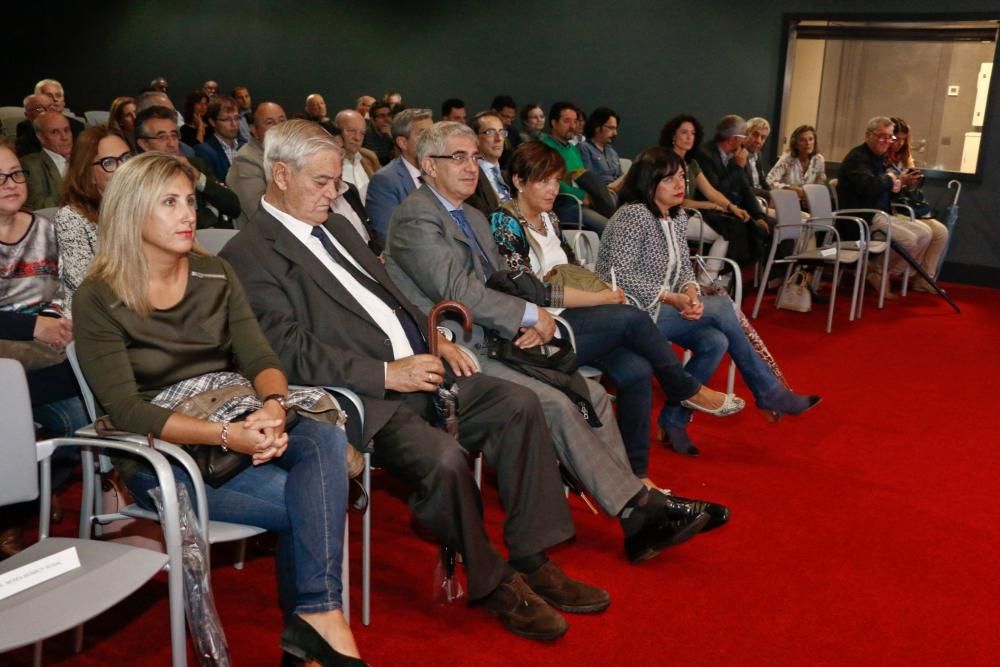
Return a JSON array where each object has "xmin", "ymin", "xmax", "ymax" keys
[{"xmin": 757, "ymin": 385, "xmax": 821, "ymax": 422}]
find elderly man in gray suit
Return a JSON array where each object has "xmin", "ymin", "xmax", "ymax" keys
[
  {"xmin": 221, "ymin": 120, "xmax": 614, "ymax": 641},
  {"xmin": 385, "ymin": 122, "xmax": 720, "ymax": 563}
]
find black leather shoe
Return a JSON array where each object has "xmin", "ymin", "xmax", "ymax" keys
[
  {"xmin": 625, "ymin": 511, "xmax": 710, "ymax": 563},
  {"xmin": 280, "ymin": 614, "xmax": 367, "ymax": 666},
  {"xmin": 668, "ymin": 496, "xmax": 730, "ymax": 532}
]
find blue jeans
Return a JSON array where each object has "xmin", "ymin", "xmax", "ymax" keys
[
  {"xmin": 657, "ymin": 295, "xmax": 780, "ymax": 429},
  {"xmin": 35, "ymin": 396, "xmax": 88, "ymax": 488},
  {"xmin": 127, "ymin": 417, "xmax": 349, "ymax": 616},
  {"xmin": 562, "ymin": 304, "xmax": 700, "ymax": 477}
]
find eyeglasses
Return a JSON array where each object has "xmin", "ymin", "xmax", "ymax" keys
[
  {"xmin": 0, "ymin": 170, "xmax": 28, "ymax": 186},
  {"xmin": 92, "ymin": 151, "xmax": 133, "ymax": 174},
  {"xmin": 478, "ymin": 128, "xmax": 509, "ymax": 138},
  {"xmin": 142, "ymin": 131, "xmax": 180, "ymax": 142},
  {"xmin": 428, "ymin": 152, "xmax": 483, "ymax": 164},
  {"xmin": 601, "ymin": 124, "xmax": 619, "ymax": 131},
  {"xmin": 214, "ymin": 115, "xmax": 240, "ymax": 123},
  {"xmin": 27, "ymin": 105, "xmax": 56, "ymax": 115},
  {"xmin": 872, "ymin": 133, "xmax": 896, "ymax": 142},
  {"xmin": 373, "ymin": 111, "xmax": 392, "ymax": 119}
]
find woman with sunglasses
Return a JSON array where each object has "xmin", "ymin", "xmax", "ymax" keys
[{"xmin": 54, "ymin": 126, "xmax": 131, "ymax": 310}]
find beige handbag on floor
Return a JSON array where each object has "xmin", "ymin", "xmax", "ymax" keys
[{"xmin": 775, "ymin": 270, "xmax": 813, "ymax": 313}]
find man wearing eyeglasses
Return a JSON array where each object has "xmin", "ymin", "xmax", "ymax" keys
[
  {"xmin": 194, "ymin": 97, "xmax": 247, "ymax": 181},
  {"xmin": 21, "ymin": 111, "xmax": 73, "ymax": 210},
  {"xmin": 15, "ymin": 92, "xmax": 84, "ymax": 157},
  {"xmin": 837, "ymin": 116, "xmax": 932, "ymax": 296},
  {"xmin": 134, "ymin": 106, "xmax": 241, "ymax": 229},
  {"xmin": 386, "ymin": 122, "xmax": 715, "ymax": 573},
  {"xmin": 465, "ymin": 111, "xmax": 511, "ymax": 217}
]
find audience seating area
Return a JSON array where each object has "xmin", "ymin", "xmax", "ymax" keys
[{"xmin": 1, "ymin": 74, "xmax": 988, "ymax": 666}]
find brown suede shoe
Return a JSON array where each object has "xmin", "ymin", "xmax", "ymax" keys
[
  {"xmin": 480, "ymin": 573, "xmax": 568, "ymax": 641},
  {"xmin": 0, "ymin": 526, "xmax": 24, "ymax": 560},
  {"xmin": 522, "ymin": 560, "xmax": 611, "ymax": 614}
]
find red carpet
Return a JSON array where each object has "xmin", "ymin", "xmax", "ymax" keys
[{"xmin": 7, "ymin": 282, "xmax": 999, "ymax": 666}]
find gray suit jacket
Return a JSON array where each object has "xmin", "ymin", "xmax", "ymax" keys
[
  {"xmin": 22, "ymin": 151, "xmax": 63, "ymax": 210},
  {"xmin": 225, "ymin": 137, "xmax": 265, "ymax": 225},
  {"xmin": 384, "ymin": 185, "xmax": 526, "ymax": 353},
  {"xmin": 220, "ymin": 206, "xmax": 429, "ymax": 442}
]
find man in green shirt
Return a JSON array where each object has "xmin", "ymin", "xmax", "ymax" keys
[{"xmin": 540, "ymin": 102, "xmax": 614, "ymax": 234}]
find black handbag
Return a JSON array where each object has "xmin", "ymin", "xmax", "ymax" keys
[
  {"xmin": 486, "ymin": 269, "xmax": 551, "ymax": 307},
  {"xmin": 485, "ymin": 332, "xmax": 602, "ymax": 428}
]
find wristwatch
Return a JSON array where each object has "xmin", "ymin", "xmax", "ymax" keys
[{"xmin": 262, "ymin": 394, "xmax": 289, "ymax": 412}]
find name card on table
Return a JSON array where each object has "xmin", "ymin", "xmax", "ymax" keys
[{"xmin": 0, "ymin": 547, "xmax": 81, "ymax": 601}]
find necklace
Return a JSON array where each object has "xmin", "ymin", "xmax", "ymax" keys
[{"xmin": 512, "ymin": 200, "xmax": 546, "ymax": 235}]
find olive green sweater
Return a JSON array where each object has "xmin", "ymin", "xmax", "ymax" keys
[{"xmin": 73, "ymin": 253, "xmax": 283, "ymax": 437}]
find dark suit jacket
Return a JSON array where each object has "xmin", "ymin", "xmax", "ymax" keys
[
  {"xmin": 194, "ymin": 134, "xmax": 247, "ymax": 181},
  {"xmin": 21, "ymin": 151, "xmax": 62, "ymax": 210},
  {"xmin": 342, "ymin": 182, "xmax": 384, "ymax": 255},
  {"xmin": 464, "ymin": 166, "xmax": 501, "ymax": 219},
  {"xmin": 189, "ymin": 154, "xmax": 241, "ymax": 229},
  {"xmin": 365, "ymin": 156, "xmax": 418, "ymax": 241},
  {"xmin": 219, "ymin": 207, "xmax": 428, "ymax": 443},
  {"xmin": 835, "ymin": 142, "xmax": 895, "ymax": 241},
  {"xmin": 15, "ymin": 116, "xmax": 85, "ymax": 157},
  {"xmin": 697, "ymin": 139, "xmax": 764, "ymax": 218},
  {"xmin": 745, "ymin": 154, "xmax": 770, "ymax": 196}
]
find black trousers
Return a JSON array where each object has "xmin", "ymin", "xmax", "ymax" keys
[{"xmin": 371, "ymin": 373, "xmax": 575, "ymax": 600}]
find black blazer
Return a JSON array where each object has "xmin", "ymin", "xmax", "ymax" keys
[
  {"xmin": 697, "ymin": 140, "xmax": 764, "ymax": 218},
  {"xmin": 745, "ymin": 155, "xmax": 770, "ymax": 196},
  {"xmin": 464, "ymin": 166, "xmax": 501, "ymax": 219},
  {"xmin": 219, "ymin": 207, "xmax": 429, "ymax": 442},
  {"xmin": 342, "ymin": 182, "xmax": 384, "ymax": 255},
  {"xmin": 834, "ymin": 142, "xmax": 896, "ymax": 241}
]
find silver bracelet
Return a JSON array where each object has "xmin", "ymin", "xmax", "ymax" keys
[{"xmin": 220, "ymin": 421, "xmax": 231, "ymax": 451}]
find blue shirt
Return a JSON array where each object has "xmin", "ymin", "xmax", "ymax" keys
[{"xmin": 579, "ymin": 140, "xmax": 622, "ymax": 186}]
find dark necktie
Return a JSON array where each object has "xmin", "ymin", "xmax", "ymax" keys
[
  {"xmin": 309, "ymin": 226, "xmax": 427, "ymax": 354},
  {"xmin": 448, "ymin": 208, "xmax": 493, "ymax": 280}
]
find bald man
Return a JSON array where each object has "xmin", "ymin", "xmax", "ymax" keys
[{"xmin": 334, "ymin": 109, "xmax": 380, "ymax": 199}]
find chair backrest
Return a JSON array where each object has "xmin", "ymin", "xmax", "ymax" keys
[
  {"xmin": 770, "ymin": 189, "xmax": 808, "ymax": 243},
  {"xmin": 33, "ymin": 206, "xmax": 59, "ymax": 222},
  {"xmin": 803, "ymin": 184, "xmax": 834, "ymax": 220},
  {"xmin": 65, "ymin": 342, "xmax": 99, "ymax": 422},
  {"xmin": 827, "ymin": 178, "xmax": 840, "ymax": 210},
  {"xmin": 0, "ymin": 106, "xmax": 23, "ymax": 140},
  {"xmin": 0, "ymin": 359, "xmax": 41, "ymax": 505},
  {"xmin": 619, "ymin": 157, "xmax": 632, "ymax": 175},
  {"xmin": 563, "ymin": 229, "xmax": 600, "ymax": 269},
  {"xmin": 84, "ymin": 110, "xmax": 110, "ymax": 127},
  {"xmin": 195, "ymin": 228, "xmax": 239, "ymax": 255}
]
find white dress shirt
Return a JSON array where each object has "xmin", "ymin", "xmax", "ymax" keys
[
  {"xmin": 261, "ymin": 197, "xmax": 412, "ymax": 368},
  {"xmin": 43, "ymin": 148, "xmax": 67, "ymax": 177},
  {"xmin": 342, "ymin": 152, "xmax": 370, "ymax": 200},
  {"xmin": 403, "ymin": 156, "xmax": 422, "ymax": 188},
  {"xmin": 331, "ymin": 181, "xmax": 370, "ymax": 244}
]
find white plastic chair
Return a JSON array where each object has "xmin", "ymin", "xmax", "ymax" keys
[
  {"xmin": 0, "ymin": 359, "xmax": 187, "ymax": 667},
  {"xmin": 83, "ymin": 110, "xmax": 110, "ymax": 127},
  {"xmin": 195, "ymin": 228, "xmax": 239, "ymax": 255},
  {"xmin": 562, "ymin": 229, "xmax": 600, "ymax": 271},
  {"xmin": 752, "ymin": 189, "xmax": 866, "ymax": 333}
]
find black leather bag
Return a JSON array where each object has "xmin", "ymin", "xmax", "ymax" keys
[{"xmin": 485, "ymin": 333, "xmax": 602, "ymax": 428}]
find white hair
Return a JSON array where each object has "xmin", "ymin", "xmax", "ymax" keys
[
  {"xmin": 866, "ymin": 116, "xmax": 894, "ymax": 134},
  {"xmin": 746, "ymin": 117, "xmax": 771, "ymax": 134},
  {"xmin": 263, "ymin": 119, "xmax": 342, "ymax": 182},
  {"xmin": 34, "ymin": 78, "xmax": 63, "ymax": 94},
  {"xmin": 415, "ymin": 121, "xmax": 476, "ymax": 164}
]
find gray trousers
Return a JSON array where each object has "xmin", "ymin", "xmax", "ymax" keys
[{"xmin": 478, "ymin": 356, "xmax": 643, "ymax": 517}]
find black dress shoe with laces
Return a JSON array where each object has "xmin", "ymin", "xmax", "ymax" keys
[
  {"xmin": 625, "ymin": 511, "xmax": 710, "ymax": 563},
  {"xmin": 668, "ymin": 496, "xmax": 730, "ymax": 532}
]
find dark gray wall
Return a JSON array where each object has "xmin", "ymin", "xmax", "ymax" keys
[{"xmin": 5, "ymin": 0, "xmax": 997, "ymax": 282}]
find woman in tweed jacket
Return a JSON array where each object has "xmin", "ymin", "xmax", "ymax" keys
[{"xmin": 597, "ymin": 148, "xmax": 820, "ymax": 456}]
